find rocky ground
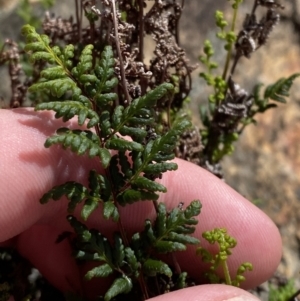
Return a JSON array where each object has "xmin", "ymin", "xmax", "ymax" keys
[
  {"xmin": 1, "ymin": 0, "xmax": 300, "ymax": 300},
  {"xmin": 180, "ymin": 1, "xmax": 300, "ymax": 299}
]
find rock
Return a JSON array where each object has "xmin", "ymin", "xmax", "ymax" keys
[{"xmin": 180, "ymin": 0, "xmax": 300, "ymax": 293}]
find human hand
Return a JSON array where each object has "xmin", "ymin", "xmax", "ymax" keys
[{"xmin": 0, "ymin": 108, "xmax": 281, "ymax": 301}]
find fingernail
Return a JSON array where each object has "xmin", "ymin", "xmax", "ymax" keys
[{"xmin": 223, "ymin": 296, "xmax": 260, "ymax": 301}]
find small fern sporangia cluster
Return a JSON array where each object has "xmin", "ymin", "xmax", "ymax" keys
[
  {"xmin": 22, "ymin": 23, "xmax": 201, "ymax": 300},
  {"xmin": 196, "ymin": 228, "xmax": 253, "ymax": 287}
]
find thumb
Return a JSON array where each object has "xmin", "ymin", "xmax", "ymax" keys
[{"xmin": 147, "ymin": 284, "xmax": 260, "ymax": 301}]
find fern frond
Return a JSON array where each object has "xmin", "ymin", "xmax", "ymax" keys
[
  {"xmin": 103, "ymin": 201, "xmax": 119, "ymax": 221},
  {"xmin": 134, "ymin": 116, "xmax": 191, "ymax": 170},
  {"xmin": 125, "ymin": 83, "xmax": 174, "ymax": 117},
  {"xmin": 142, "ymin": 117, "xmax": 192, "ymax": 164},
  {"xmin": 143, "ymin": 118, "xmax": 191, "ymax": 170},
  {"xmin": 242, "ymin": 73, "xmax": 300, "ymax": 130},
  {"xmin": 104, "ymin": 276, "xmax": 132, "ymax": 301},
  {"xmin": 40, "ymin": 182, "xmax": 88, "ymax": 206},
  {"xmin": 264, "ymin": 73, "xmax": 300, "ymax": 103},
  {"xmin": 23, "ymin": 24, "xmax": 118, "ymax": 119},
  {"xmin": 44, "ymin": 128, "xmax": 111, "ymax": 168},
  {"xmin": 29, "ymin": 78, "xmax": 76, "ymax": 98},
  {"xmin": 132, "ymin": 176, "xmax": 167, "ymax": 193},
  {"xmin": 71, "ymin": 44, "xmax": 94, "ymax": 78},
  {"xmin": 35, "ymin": 101, "xmax": 99, "ymax": 127},
  {"xmin": 124, "ymin": 248, "xmax": 140, "ymax": 278},
  {"xmin": 143, "ymin": 162, "xmax": 178, "ymax": 174},
  {"xmin": 105, "ymin": 137, "xmax": 144, "ymax": 152},
  {"xmin": 175, "ymin": 272, "xmax": 188, "ymax": 289},
  {"xmin": 112, "ymin": 116, "xmax": 191, "ymax": 206},
  {"xmin": 94, "ymin": 92, "xmax": 118, "ymax": 107},
  {"xmin": 119, "ymin": 126, "xmax": 148, "ymax": 142},
  {"xmin": 83, "ymin": 46, "xmax": 118, "ymax": 105},
  {"xmin": 23, "ymin": 18, "xmax": 202, "ymax": 298},
  {"xmin": 67, "ymin": 215, "xmax": 91, "ymax": 242},
  {"xmin": 133, "ymin": 201, "xmax": 201, "ymax": 255},
  {"xmin": 94, "ymin": 46, "xmax": 117, "ymax": 91},
  {"xmin": 22, "ymin": 25, "xmax": 73, "ymax": 72},
  {"xmin": 113, "ymin": 233, "xmax": 125, "ymax": 267},
  {"xmin": 85, "ymin": 264, "xmax": 114, "ymax": 280},
  {"xmin": 119, "ymin": 189, "xmax": 159, "ymax": 205},
  {"xmin": 40, "ymin": 170, "xmax": 115, "ymax": 221},
  {"xmin": 68, "ymin": 217, "xmax": 136, "ymax": 300},
  {"xmin": 154, "ymin": 240, "xmax": 187, "ymax": 253},
  {"xmin": 116, "ymin": 83, "xmax": 173, "ymax": 131},
  {"xmin": 39, "ymin": 66, "xmax": 67, "ymax": 80},
  {"xmin": 69, "ymin": 216, "xmax": 112, "ymax": 257},
  {"xmin": 153, "ymin": 201, "xmax": 201, "ymax": 253},
  {"xmin": 142, "ymin": 259, "xmax": 172, "ymax": 277}
]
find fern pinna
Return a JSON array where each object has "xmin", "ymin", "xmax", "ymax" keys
[{"xmin": 22, "ymin": 24, "xmax": 201, "ymax": 300}]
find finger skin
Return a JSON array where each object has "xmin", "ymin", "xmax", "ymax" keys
[
  {"xmin": 148, "ymin": 284, "xmax": 261, "ymax": 301},
  {"xmin": 0, "ymin": 108, "xmax": 281, "ymax": 296},
  {"xmin": 16, "ymin": 225, "xmax": 82, "ymax": 294}
]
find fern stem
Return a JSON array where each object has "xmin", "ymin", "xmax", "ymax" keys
[
  {"xmin": 116, "ymin": 210, "xmax": 130, "ymax": 246},
  {"xmin": 111, "ymin": 0, "xmax": 132, "ymax": 104},
  {"xmin": 171, "ymin": 252, "xmax": 181, "ymax": 275},
  {"xmin": 229, "ymin": 0, "xmax": 259, "ymax": 77},
  {"xmin": 93, "ymin": 104, "xmax": 101, "ymax": 138},
  {"xmin": 222, "ymin": 4, "xmax": 239, "ymax": 82},
  {"xmin": 229, "ymin": 54, "xmax": 241, "ymax": 76},
  {"xmin": 138, "ymin": 272, "xmax": 149, "ymax": 300},
  {"xmin": 152, "ymin": 199, "xmax": 159, "ymax": 214},
  {"xmin": 74, "ymin": 0, "xmax": 82, "ymax": 43},
  {"xmin": 221, "ymin": 260, "xmax": 232, "ymax": 285},
  {"xmin": 251, "ymin": 0, "xmax": 259, "ymax": 15},
  {"xmin": 167, "ymin": 91, "xmax": 174, "ymax": 129},
  {"xmin": 138, "ymin": 0, "xmax": 144, "ymax": 62},
  {"xmin": 103, "ymin": 164, "xmax": 130, "ymax": 248}
]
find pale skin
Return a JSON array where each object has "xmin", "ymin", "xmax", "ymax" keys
[{"xmin": 0, "ymin": 108, "xmax": 282, "ymax": 301}]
